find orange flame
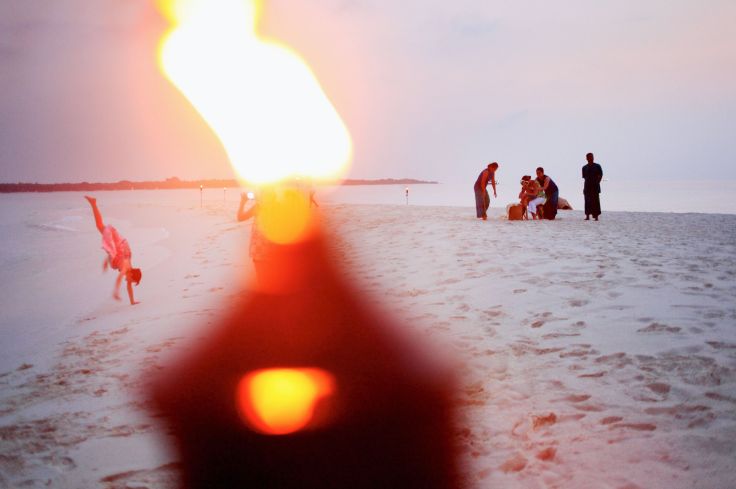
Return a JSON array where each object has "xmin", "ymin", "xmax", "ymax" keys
[
  {"xmin": 236, "ymin": 368, "xmax": 336, "ymax": 435},
  {"xmin": 156, "ymin": 0, "xmax": 353, "ymax": 186}
]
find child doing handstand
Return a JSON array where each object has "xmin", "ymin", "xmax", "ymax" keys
[{"xmin": 85, "ymin": 196, "xmax": 142, "ymax": 305}]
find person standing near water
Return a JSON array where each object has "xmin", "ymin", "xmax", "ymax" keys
[
  {"xmin": 473, "ymin": 162, "xmax": 499, "ymax": 220},
  {"xmin": 84, "ymin": 196, "xmax": 142, "ymax": 305},
  {"xmin": 582, "ymin": 152, "xmax": 603, "ymax": 220}
]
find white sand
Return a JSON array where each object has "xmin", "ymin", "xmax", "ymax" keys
[{"xmin": 1, "ymin": 191, "xmax": 735, "ymax": 488}]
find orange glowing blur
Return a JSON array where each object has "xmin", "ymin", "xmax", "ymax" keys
[
  {"xmin": 256, "ymin": 185, "xmax": 314, "ymax": 244},
  {"xmin": 236, "ymin": 368, "xmax": 336, "ymax": 435},
  {"xmin": 155, "ymin": 0, "xmax": 353, "ymax": 186}
]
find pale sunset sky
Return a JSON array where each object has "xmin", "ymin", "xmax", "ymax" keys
[{"xmin": 0, "ymin": 0, "xmax": 734, "ymax": 185}]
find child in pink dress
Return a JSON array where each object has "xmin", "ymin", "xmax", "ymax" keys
[{"xmin": 85, "ymin": 196, "xmax": 142, "ymax": 304}]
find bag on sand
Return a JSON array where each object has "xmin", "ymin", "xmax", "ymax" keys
[{"xmin": 507, "ymin": 204, "xmax": 524, "ymax": 221}]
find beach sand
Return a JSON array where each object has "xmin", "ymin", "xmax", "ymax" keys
[{"xmin": 1, "ymin": 192, "xmax": 735, "ymax": 488}]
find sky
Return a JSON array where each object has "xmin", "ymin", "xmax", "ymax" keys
[{"xmin": 0, "ymin": 0, "xmax": 734, "ymax": 186}]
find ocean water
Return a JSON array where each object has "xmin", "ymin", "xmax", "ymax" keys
[{"xmin": 317, "ymin": 179, "xmax": 735, "ymax": 215}]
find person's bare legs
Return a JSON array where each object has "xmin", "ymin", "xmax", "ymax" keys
[
  {"xmin": 84, "ymin": 196, "xmax": 105, "ymax": 234},
  {"xmin": 126, "ymin": 276, "xmax": 139, "ymax": 305}
]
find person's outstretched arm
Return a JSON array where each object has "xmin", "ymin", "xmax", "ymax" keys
[
  {"xmin": 113, "ymin": 271, "xmax": 124, "ymax": 301},
  {"xmin": 237, "ymin": 194, "xmax": 257, "ymax": 222},
  {"xmin": 126, "ymin": 279, "xmax": 138, "ymax": 305},
  {"xmin": 490, "ymin": 175, "xmax": 497, "ymax": 198}
]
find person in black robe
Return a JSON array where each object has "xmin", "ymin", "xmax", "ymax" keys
[
  {"xmin": 582, "ymin": 152, "xmax": 603, "ymax": 220},
  {"xmin": 535, "ymin": 167, "xmax": 559, "ymax": 220}
]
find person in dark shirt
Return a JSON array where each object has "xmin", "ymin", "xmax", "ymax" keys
[
  {"xmin": 582, "ymin": 152, "xmax": 603, "ymax": 221},
  {"xmin": 535, "ymin": 167, "xmax": 559, "ymax": 220},
  {"xmin": 473, "ymin": 162, "xmax": 499, "ymax": 220}
]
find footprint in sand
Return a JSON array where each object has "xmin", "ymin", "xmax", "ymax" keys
[
  {"xmin": 646, "ymin": 382, "xmax": 671, "ymax": 395},
  {"xmin": 528, "ymin": 311, "xmax": 564, "ymax": 329},
  {"xmin": 705, "ymin": 392, "xmax": 736, "ymax": 403},
  {"xmin": 542, "ymin": 331, "xmax": 581, "ymax": 339},
  {"xmin": 644, "ymin": 404, "xmax": 714, "ymax": 428},
  {"xmin": 464, "ymin": 271, "xmax": 484, "ymax": 279},
  {"xmin": 430, "ymin": 322, "xmax": 451, "ymax": 332},
  {"xmin": 477, "ymin": 467, "xmax": 493, "ymax": 480},
  {"xmin": 531, "ymin": 412, "xmax": 557, "ymax": 430},
  {"xmin": 560, "ymin": 345, "xmax": 599, "ymax": 359},
  {"xmin": 42, "ymin": 454, "xmax": 76, "ymax": 470},
  {"xmin": 482, "ymin": 309, "xmax": 504, "ymax": 319},
  {"xmin": 456, "ymin": 303, "xmax": 471, "ymax": 313},
  {"xmin": 499, "ymin": 453, "xmax": 527, "ymax": 473},
  {"xmin": 582, "ymin": 367, "xmax": 611, "ymax": 378},
  {"xmin": 100, "ymin": 462, "xmax": 182, "ymax": 489},
  {"xmin": 396, "ymin": 288, "xmax": 428, "ymax": 298},
  {"xmin": 437, "ymin": 277, "xmax": 461, "ymax": 285},
  {"xmin": 482, "ymin": 325, "xmax": 497, "ymax": 337},
  {"xmin": 536, "ymin": 447, "xmax": 556, "ymax": 461},
  {"xmin": 706, "ymin": 341, "xmax": 736, "ymax": 350},
  {"xmin": 637, "ymin": 322, "xmax": 681, "ymax": 334},
  {"xmin": 573, "ymin": 403, "xmax": 606, "ymax": 412},
  {"xmin": 595, "ymin": 352, "xmax": 633, "ymax": 369},
  {"xmin": 609, "ymin": 422, "xmax": 657, "ymax": 431},
  {"xmin": 558, "ymin": 394, "xmax": 592, "ymax": 403},
  {"xmin": 635, "ymin": 353, "xmax": 730, "ymax": 387}
]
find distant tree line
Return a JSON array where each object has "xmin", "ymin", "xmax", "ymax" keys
[{"xmin": 0, "ymin": 177, "xmax": 437, "ymax": 193}]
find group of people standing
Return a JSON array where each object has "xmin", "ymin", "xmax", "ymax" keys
[{"xmin": 473, "ymin": 153, "xmax": 603, "ymax": 221}]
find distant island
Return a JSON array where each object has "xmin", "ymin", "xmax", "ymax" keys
[{"xmin": 0, "ymin": 177, "xmax": 438, "ymax": 193}]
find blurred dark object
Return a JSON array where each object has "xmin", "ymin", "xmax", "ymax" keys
[{"xmin": 153, "ymin": 228, "xmax": 459, "ymax": 488}]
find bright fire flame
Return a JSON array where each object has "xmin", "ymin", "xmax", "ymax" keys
[
  {"xmin": 236, "ymin": 368, "xmax": 336, "ymax": 435},
  {"xmin": 156, "ymin": 0, "xmax": 352, "ymax": 185}
]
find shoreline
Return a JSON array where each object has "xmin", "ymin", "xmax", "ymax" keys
[
  {"xmin": 0, "ymin": 179, "xmax": 439, "ymax": 194},
  {"xmin": 324, "ymin": 202, "xmax": 736, "ymax": 218},
  {"xmin": 2, "ymin": 190, "xmax": 735, "ymax": 218},
  {"xmin": 3, "ymin": 181, "xmax": 735, "ymax": 216}
]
